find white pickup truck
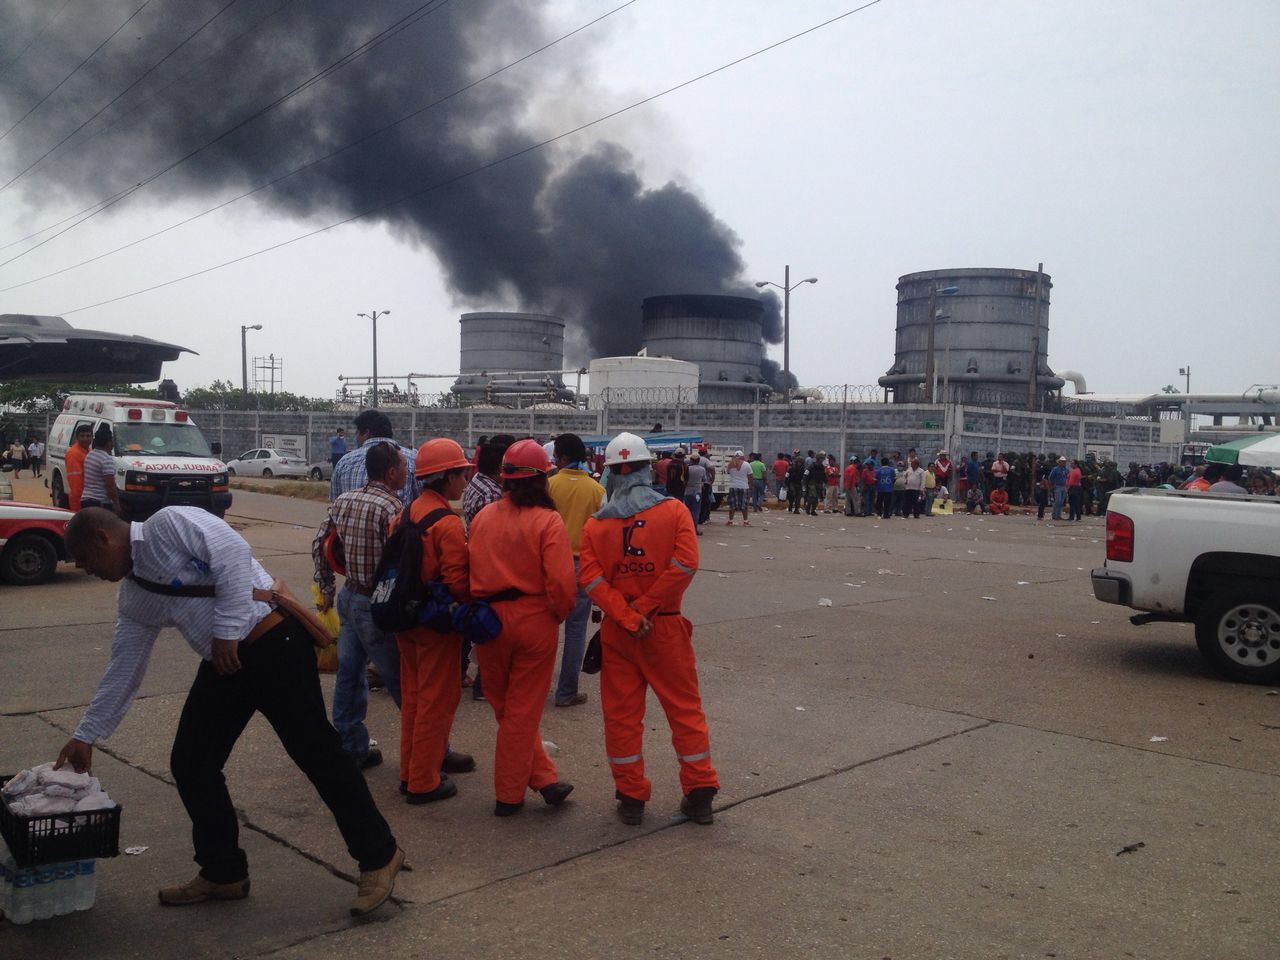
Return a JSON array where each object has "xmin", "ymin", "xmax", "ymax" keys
[{"xmin": 1091, "ymin": 488, "xmax": 1280, "ymax": 683}]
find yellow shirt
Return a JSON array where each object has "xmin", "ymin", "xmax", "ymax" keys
[{"xmin": 547, "ymin": 467, "xmax": 606, "ymax": 555}]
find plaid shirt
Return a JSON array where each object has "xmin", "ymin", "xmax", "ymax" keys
[
  {"xmin": 462, "ymin": 472, "xmax": 503, "ymax": 534},
  {"xmin": 312, "ymin": 481, "xmax": 403, "ymax": 596}
]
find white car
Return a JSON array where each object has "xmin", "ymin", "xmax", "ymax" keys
[{"xmin": 225, "ymin": 448, "xmax": 309, "ymax": 479}]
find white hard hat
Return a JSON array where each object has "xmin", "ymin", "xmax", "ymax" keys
[{"xmin": 605, "ymin": 432, "xmax": 651, "ymax": 467}]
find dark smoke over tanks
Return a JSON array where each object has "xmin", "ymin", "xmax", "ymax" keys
[{"xmin": 0, "ymin": 0, "xmax": 783, "ymax": 375}]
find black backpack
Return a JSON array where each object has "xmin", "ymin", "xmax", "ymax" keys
[{"xmin": 369, "ymin": 505, "xmax": 452, "ymax": 632}]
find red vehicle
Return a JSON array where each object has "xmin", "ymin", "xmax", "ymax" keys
[{"xmin": 0, "ymin": 501, "xmax": 72, "ymax": 585}]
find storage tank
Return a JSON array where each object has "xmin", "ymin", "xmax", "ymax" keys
[
  {"xmin": 587, "ymin": 356, "xmax": 700, "ymax": 409},
  {"xmin": 451, "ymin": 312, "xmax": 570, "ymax": 403},
  {"xmin": 878, "ymin": 268, "xmax": 1065, "ymax": 407},
  {"xmin": 640, "ymin": 295, "xmax": 767, "ymax": 403}
]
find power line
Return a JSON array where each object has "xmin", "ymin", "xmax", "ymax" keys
[
  {"xmin": 0, "ymin": 0, "xmax": 154, "ymax": 145},
  {"xmin": 1, "ymin": 0, "xmax": 244, "ymax": 194},
  {"xmin": 0, "ymin": 0, "xmax": 75, "ymax": 78},
  {"xmin": 0, "ymin": 0, "xmax": 299, "ymax": 255},
  {"xmin": 0, "ymin": 0, "xmax": 454, "ymax": 268},
  {"xmin": 0, "ymin": 0, "xmax": 640, "ymax": 295},
  {"xmin": 57, "ymin": 0, "xmax": 886, "ymax": 317}
]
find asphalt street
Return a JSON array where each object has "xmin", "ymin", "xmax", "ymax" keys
[{"xmin": 2, "ymin": 484, "xmax": 1277, "ymax": 959}]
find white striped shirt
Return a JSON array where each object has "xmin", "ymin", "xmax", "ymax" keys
[{"xmin": 73, "ymin": 507, "xmax": 274, "ymax": 744}]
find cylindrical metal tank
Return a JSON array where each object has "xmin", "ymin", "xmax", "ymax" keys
[
  {"xmin": 451, "ymin": 312, "xmax": 568, "ymax": 403},
  {"xmin": 640, "ymin": 295, "xmax": 766, "ymax": 403},
  {"xmin": 879, "ymin": 268, "xmax": 1065, "ymax": 406},
  {"xmin": 587, "ymin": 356, "xmax": 700, "ymax": 409}
]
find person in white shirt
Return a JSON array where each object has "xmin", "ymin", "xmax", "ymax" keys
[
  {"xmin": 54, "ymin": 506, "xmax": 406, "ymax": 917},
  {"xmin": 27, "ymin": 437, "xmax": 44, "ymax": 478},
  {"xmin": 724, "ymin": 450, "xmax": 754, "ymax": 526},
  {"xmin": 903, "ymin": 457, "xmax": 927, "ymax": 518}
]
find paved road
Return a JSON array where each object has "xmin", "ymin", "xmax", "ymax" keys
[{"xmin": 2, "ymin": 488, "xmax": 1276, "ymax": 958}]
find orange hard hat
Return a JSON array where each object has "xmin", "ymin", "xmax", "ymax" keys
[
  {"xmin": 415, "ymin": 438, "xmax": 471, "ymax": 479},
  {"xmin": 501, "ymin": 438, "xmax": 551, "ymax": 478}
]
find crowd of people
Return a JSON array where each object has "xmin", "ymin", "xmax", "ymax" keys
[
  {"xmin": 51, "ymin": 411, "xmax": 719, "ymax": 919},
  {"xmin": 737, "ymin": 448, "xmax": 1279, "ymax": 521}
]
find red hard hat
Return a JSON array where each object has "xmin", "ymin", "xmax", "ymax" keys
[
  {"xmin": 415, "ymin": 438, "xmax": 471, "ymax": 479},
  {"xmin": 322, "ymin": 527, "xmax": 346, "ymax": 576},
  {"xmin": 501, "ymin": 438, "xmax": 551, "ymax": 478}
]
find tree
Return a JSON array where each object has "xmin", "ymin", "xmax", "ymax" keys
[
  {"xmin": 1161, "ymin": 384, "xmax": 1181, "ymax": 394},
  {"xmin": 0, "ymin": 381, "xmax": 152, "ymax": 412}
]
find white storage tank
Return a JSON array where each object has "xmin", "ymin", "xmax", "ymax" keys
[
  {"xmin": 452, "ymin": 312, "xmax": 569, "ymax": 402},
  {"xmin": 588, "ymin": 356, "xmax": 700, "ymax": 409}
]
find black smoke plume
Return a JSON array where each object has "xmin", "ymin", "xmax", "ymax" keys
[{"xmin": 0, "ymin": 0, "xmax": 784, "ymax": 372}]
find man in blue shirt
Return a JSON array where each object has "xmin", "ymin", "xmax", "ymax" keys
[
  {"xmin": 1048, "ymin": 455, "xmax": 1070, "ymax": 520},
  {"xmin": 328, "ymin": 428, "xmax": 348, "ymax": 467},
  {"xmin": 966, "ymin": 451, "xmax": 983, "ymax": 503},
  {"xmin": 875, "ymin": 461, "xmax": 897, "ymax": 519},
  {"xmin": 330, "ymin": 411, "xmax": 418, "ymax": 506}
]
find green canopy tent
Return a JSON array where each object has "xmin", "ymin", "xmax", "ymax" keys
[{"xmin": 1204, "ymin": 433, "xmax": 1280, "ymax": 469}]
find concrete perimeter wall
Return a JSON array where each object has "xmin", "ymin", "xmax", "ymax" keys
[{"xmin": 4, "ymin": 403, "xmax": 1177, "ymax": 469}]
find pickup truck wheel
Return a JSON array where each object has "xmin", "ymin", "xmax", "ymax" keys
[{"xmin": 1195, "ymin": 589, "xmax": 1280, "ymax": 684}]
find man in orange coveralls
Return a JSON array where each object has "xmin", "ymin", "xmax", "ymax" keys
[
  {"xmin": 395, "ymin": 439, "xmax": 473, "ymax": 804},
  {"xmin": 579, "ymin": 432, "xmax": 720, "ymax": 826},
  {"xmin": 65, "ymin": 422, "xmax": 92, "ymax": 511}
]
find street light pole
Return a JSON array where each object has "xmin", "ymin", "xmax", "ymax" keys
[
  {"xmin": 357, "ymin": 310, "xmax": 391, "ymax": 407},
  {"xmin": 1179, "ymin": 365, "xmax": 1191, "ymax": 395},
  {"xmin": 755, "ymin": 266, "xmax": 817, "ymax": 402},
  {"xmin": 240, "ymin": 323, "xmax": 262, "ymax": 393}
]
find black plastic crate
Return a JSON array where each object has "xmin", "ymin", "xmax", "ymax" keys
[{"xmin": 0, "ymin": 776, "xmax": 122, "ymax": 868}]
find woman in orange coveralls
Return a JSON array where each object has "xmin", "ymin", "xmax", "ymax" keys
[
  {"xmin": 395, "ymin": 439, "xmax": 473, "ymax": 804},
  {"xmin": 467, "ymin": 439, "xmax": 577, "ymax": 816},
  {"xmin": 578, "ymin": 432, "xmax": 720, "ymax": 827}
]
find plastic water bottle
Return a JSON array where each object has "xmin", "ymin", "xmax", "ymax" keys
[
  {"xmin": 9, "ymin": 867, "xmax": 35, "ymax": 924},
  {"xmin": 74, "ymin": 859, "xmax": 96, "ymax": 910},
  {"xmin": 54, "ymin": 861, "xmax": 76, "ymax": 915},
  {"xmin": 32, "ymin": 863, "xmax": 56, "ymax": 920}
]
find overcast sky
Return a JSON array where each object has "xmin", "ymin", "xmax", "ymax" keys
[{"xmin": 1, "ymin": 0, "xmax": 1277, "ymax": 400}]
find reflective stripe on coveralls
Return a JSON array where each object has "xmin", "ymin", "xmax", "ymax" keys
[{"xmin": 579, "ymin": 498, "xmax": 719, "ymax": 802}]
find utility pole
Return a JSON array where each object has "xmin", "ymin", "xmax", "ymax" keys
[
  {"xmin": 357, "ymin": 309, "xmax": 391, "ymax": 407},
  {"xmin": 1027, "ymin": 263, "xmax": 1044, "ymax": 411}
]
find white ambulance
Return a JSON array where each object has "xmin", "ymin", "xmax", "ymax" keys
[{"xmin": 47, "ymin": 395, "xmax": 231, "ymax": 520}]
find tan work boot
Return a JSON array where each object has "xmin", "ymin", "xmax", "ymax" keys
[
  {"xmin": 158, "ymin": 874, "xmax": 250, "ymax": 906},
  {"xmin": 351, "ymin": 846, "xmax": 406, "ymax": 917}
]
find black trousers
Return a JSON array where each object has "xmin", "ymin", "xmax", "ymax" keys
[{"xmin": 170, "ymin": 616, "xmax": 396, "ymax": 883}]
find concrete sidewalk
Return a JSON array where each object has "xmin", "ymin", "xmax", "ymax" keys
[{"xmin": 2, "ymin": 490, "xmax": 1276, "ymax": 958}]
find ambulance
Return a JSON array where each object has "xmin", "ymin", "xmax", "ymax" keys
[{"xmin": 47, "ymin": 395, "xmax": 231, "ymax": 520}]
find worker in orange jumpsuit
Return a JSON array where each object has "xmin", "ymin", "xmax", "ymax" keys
[
  {"xmin": 65, "ymin": 423, "xmax": 93, "ymax": 511},
  {"xmin": 579, "ymin": 432, "xmax": 720, "ymax": 827},
  {"xmin": 467, "ymin": 439, "xmax": 577, "ymax": 816},
  {"xmin": 395, "ymin": 439, "xmax": 473, "ymax": 804},
  {"xmin": 988, "ymin": 486, "xmax": 1010, "ymax": 514}
]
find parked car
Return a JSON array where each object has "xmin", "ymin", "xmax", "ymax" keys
[
  {"xmin": 225, "ymin": 448, "xmax": 309, "ymax": 479},
  {"xmin": 0, "ymin": 501, "xmax": 72, "ymax": 585},
  {"xmin": 307, "ymin": 459, "xmax": 334, "ymax": 482}
]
